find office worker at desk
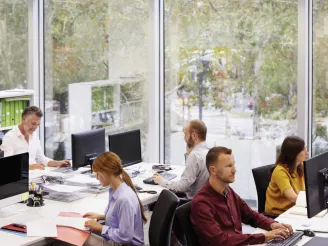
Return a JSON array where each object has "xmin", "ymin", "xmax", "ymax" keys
[
  {"xmin": 82, "ymin": 152, "xmax": 146, "ymax": 246},
  {"xmin": 152, "ymin": 119, "xmax": 209, "ymax": 199},
  {"xmin": 191, "ymin": 147, "xmax": 293, "ymax": 246},
  {"xmin": 0, "ymin": 106, "xmax": 70, "ymax": 170},
  {"xmin": 265, "ymin": 136, "xmax": 308, "ymax": 215}
]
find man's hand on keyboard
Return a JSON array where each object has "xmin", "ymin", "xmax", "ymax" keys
[
  {"xmin": 270, "ymin": 222, "xmax": 293, "ymax": 234},
  {"xmin": 152, "ymin": 173, "xmax": 164, "ymax": 184},
  {"xmin": 264, "ymin": 228, "xmax": 290, "ymax": 242},
  {"xmin": 48, "ymin": 160, "xmax": 71, "ymax": 167}
]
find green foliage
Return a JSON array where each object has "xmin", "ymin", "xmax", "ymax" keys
[{"xmin": 165, "ymin": 0, "xmax": 299, "ymax": 128}]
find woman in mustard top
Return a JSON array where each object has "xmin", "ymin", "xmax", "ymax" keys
[{"xmin": 265, "ymin": 136, "xmax": 308, "ymax": 215}]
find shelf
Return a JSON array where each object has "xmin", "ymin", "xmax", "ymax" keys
[
  {"xmin": 0, "ymin": 126, "xmax": 14, "ymax": 131},
  {"xmin": 0, "ymin": 89, "xmax": 34, "ymax": 99}
]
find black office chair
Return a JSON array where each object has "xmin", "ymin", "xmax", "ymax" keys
[
  {"xmin": 148, "ymin": 189, "xmax": 180, "ymax": 246},
  {"xmin": 252, "ymin": 164, "xmax": 278, "ymax": 219},
  {"xmin": 175, "ymin": 202, "xmax": 200, "ymax": 246}
]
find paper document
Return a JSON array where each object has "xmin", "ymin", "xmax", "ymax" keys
[
  {"xmin": 295, "ymin": 216, "xmax": 328, "ymax": 232},
  {"xmin": 26, "ymin": 220, "xmax": 58, "ymax": 237},
  {"xmin": 53, "ymin": 216, "xmax": 90, "ymax": 231},
  {"xmin": 295, "ymin": 191, "xmax": 307, "ymax": 207},
  {"xmin": 66, "ymin": 175, "xmax": 98, "ymax": 185},
  {"xmin": 43, "ymin": 184, "xmax": 86, "ymax": 193}
]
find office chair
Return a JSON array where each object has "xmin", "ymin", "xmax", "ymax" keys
[
  {"xmin": 148, "ymin": 189, "xmax": 180, "ymax": 246},
  {"xmin": 252, "ymin": 164, "xmax": 278, "ymax": 219},
  {"xmin": 175, "ymin": 202, "xmax": 200, "ymax": 246}
]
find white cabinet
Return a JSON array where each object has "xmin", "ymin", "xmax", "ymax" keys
[{"xmin": 68, "ymin": 77, "xmax": 146, "ymax": 134}]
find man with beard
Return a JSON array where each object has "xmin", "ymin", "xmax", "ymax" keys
[
  {"xmin": 0, "ymin": 106, "xmax": 70, "ymax": 170},
  {"xmin": 190, "ymin": 147, "xmax": 293, "ymax": 246},
  {"xmin": 152, "ymin": 119, "xmax": 209, "ymax": 199}
]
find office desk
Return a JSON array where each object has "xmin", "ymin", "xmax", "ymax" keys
[
  {"xmin": 254, "ymin": 206, "xmax": 328, "ymax": 245},
  {"xmin": 2, "ymin": 163, "xmax": 184, "ymax": 246}
]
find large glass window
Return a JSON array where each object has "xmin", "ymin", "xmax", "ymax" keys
[
  {"xmin": 0, "ymin": 0, "xmax": 29, "ymax": 142},
  {"xmin": 44, "ymin": 0, "xmax": 150, "ymax": 160},
  {"xmin": 164, "ymin": 0, "xmax": 298, "ymax": 201},
  {"xmin": 312, "ymin": 1, "xmax": 328, "ymax": 156},
  {"xmin": 0, "ymin": 0, "xmax": 28, "ymax": 90}
]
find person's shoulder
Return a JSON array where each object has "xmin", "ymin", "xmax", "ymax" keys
[
  {"xmin": 272, "ymin": 164, "xmax": 290, "ymax": 179},
  {"xmin": 192, "ymin": 184, "xmax": 212, "ymax": 203},
  {"xmin": 2, "ymin": 127, "xmax": 16, "ymax": 140}
]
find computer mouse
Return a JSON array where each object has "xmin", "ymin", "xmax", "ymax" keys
[
  {"xmin": 156, "ymin": 170, "xmax": 164, "ymax": 174},
  {"xmin": 303, "ymin": 229, "xmax": 315, "ymax": 237}
]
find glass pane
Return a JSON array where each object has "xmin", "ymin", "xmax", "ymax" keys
[
  {"xmin": 0, "ymin": 0, "xmax": 28, "ymax": 90},
  {"xmin": 165, "ymin": 0, "xmax": 298, "ymax": 201},
  {"xmin": 0, "ymin": 0, "xmax": 29, "ymax": 141},
  {"xmin": 312, "ymin": 1, "xmax": 328, "ymax": 156},
  {"xmin": 44, "ymin": 0, "xmax": 150, "ymax": 160}
]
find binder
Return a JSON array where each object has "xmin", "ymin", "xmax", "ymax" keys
[
  {"xmin": 1, "ymin": 100, "xmax": 5, "ymax": 127},
  {"xmin": 1, "ymin": 223, "xmax": 27, "ymax": 233},
  {"xmin": 10, "ymin": 100, "xmax": 15, "ymax": 126},
  {"xmin": 5, "ymin": 100, "xmax": 10, "ymax": 127},
  {"xmin": 0, "ymin": 99, "xmax": 2, "ymax": 127},
  {"xmin": 54, "ymin": 212, "xmax": 90, "ymax": 246}
]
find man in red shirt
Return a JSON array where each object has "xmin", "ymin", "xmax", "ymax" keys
[{"xmin": 190, "ymin": 146, "xmax": 293, "ymax": 246}]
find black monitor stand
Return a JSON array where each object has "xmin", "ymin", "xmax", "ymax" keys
[
  {"xmin": 84, "ymin": 153, "xmax": 98, "ymax": 171},
  {"xmin": 319, "ymin": 168, "xmax": 328, "ymax": 210}
]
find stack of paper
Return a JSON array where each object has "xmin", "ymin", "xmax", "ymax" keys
[
  {"xmin": 53, "ymin": 216, "xmax": 90, "ymax": 231},
  {"xmin": 43, "ymin": 184, "xmax": 87, "ymax": 193},
  {"xmin": 65, "ymin": 175, "xmax": 98, "ymax": 186}
]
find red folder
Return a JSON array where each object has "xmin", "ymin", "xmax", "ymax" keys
[
  {"xmin": 54, "ymin": 212, "xmax": 90, "ymax": 246},
  {"xmin": 1, "ymin": 223, "xmax": 27, "ymax": 233}
]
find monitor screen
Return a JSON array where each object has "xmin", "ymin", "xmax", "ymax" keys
[
  {"xmin": 0, "ymin": 152, "xmax": 29, "ymax": 206},
  {"xmin": 304, "ymin": 151, "xmax": 328, "ymax": 218},
  {"xmin": 108, "ymin": 129, "xmax": 142, "ymax": 167},
  {"xmin": 71, "ymin": 128, "xmax": 105, "ymax": 169}
]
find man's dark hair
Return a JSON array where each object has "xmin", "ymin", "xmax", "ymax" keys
[
  {"xmin": 206, "ymin": 146, "xmax": 232, "ymax": 171},
  {"xmin": 22, "ymin": 106, "xmax": 43, "ymax": 118},
  {"xmin": 188, "ymin": 120, "xmax": 207, "ymax": 140}
]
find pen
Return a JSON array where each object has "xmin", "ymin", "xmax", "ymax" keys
[{"xmin": 12, "ymin": 223, "xmax": 26, "ymax": 229}]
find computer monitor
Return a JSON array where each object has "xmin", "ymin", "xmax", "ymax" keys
[
  {"xmin": 108, "ymin": 129, "xmax": 142, "ymax": 167},
  {"xmin": 0, "ymin": 150, "xmax": 3, "ymax": 158},
  {"xmin": 0, "ymin": 152, "xmax": 29, "ymax": 217},
  {"xmin": 304, "ymin": 151, "xmax": 328, "ymax": 218},
  {"xmin": 71, "ymin": 128, "xmax": 105, "ymax": 170}
]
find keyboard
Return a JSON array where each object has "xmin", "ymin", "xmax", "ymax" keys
[
  {"xmin": 143, "ymin": 172, "xmax": 177, "ymax": 185},
  {"xmin": 52, "ymin": 167, "xmax": 74, "ymax": 173},
  {"xmin": 267, "ymin": 232, "xmax": 303, "ymax": 246}
]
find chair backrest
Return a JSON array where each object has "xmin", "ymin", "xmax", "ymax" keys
[
  {"xmin": 252, "ymin": 164, "xmax": 274, "ymax": 213},
  {"xmin": 175, "ymin": 202, "xmax": 200, "ymax": 246},
  {"xmin": 149, "ymin": 189, "xmax": 180, "ymax": 246}
]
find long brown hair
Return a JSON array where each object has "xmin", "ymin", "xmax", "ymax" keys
[
  {"xmin": 92, "ymin": 152, "xmax": 147, "ymax": 223},
  {"xmin": 272, "ymin": 136, "xmax": 305, "ymax": 177}
]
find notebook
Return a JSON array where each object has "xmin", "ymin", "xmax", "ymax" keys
[{"xmin": 303, "ymin": 237, "xmax": 328, "ymax": 246}]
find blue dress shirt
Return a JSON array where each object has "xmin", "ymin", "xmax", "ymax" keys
[{"xmin": 101, "ymin": 182, "xmax": 144, "ymax": 245}]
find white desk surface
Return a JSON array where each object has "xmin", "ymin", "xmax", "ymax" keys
[
  {"xmin": 254, "ymin": 206, "xmax": 328, "ymax": 245},
  {"xmin": 2, "ymin": 162, "xmax": 184, "ymax": 246}
]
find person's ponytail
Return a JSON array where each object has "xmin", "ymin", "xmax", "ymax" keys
[{"xmin": 121, "ymin": 169, "xmax": 147, "ymax": 223}]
